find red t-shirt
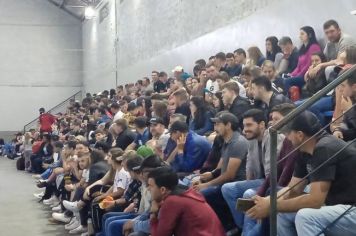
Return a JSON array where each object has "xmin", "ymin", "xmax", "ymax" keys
[{"xmin": 39, "ymin": 113, "xmax": 56, "ymax": 132}]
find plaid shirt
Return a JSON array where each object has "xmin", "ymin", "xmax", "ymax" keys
[{"xmin": 124, "ymin": 179, "xmax": 142, "ymax": 208}]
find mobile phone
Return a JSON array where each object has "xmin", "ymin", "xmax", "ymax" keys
[{"xmin": 236, "ymin": 198, "xmax": 256, "ymax": 212}]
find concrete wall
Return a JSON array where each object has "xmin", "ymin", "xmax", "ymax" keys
[
  {"xmin": 82, "ymin": 0, "xmax": 117, "ymax": 93},
  {"xmin": 0, "ymin": 0, "xmax": 82, "ymax": 132},
  {"xmin": 82, "ymin": 0, "xmax": 356, "ymax": 92}
]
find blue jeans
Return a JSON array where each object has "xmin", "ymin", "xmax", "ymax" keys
[
  {"xmin": 221, "ymin": 179, "xmax": 264, "ymax": 229},
  {"xmin": 242, "ymin": 189, "xmax": 263, "ymax": 236},
  {"xmin": 41, "ymin": 168, "xmax": 52, "ymax": 180},
  {"xmin": 278, "ymin": 205, "xmax": 356, "ymax": 236},
  {"xmin": 308, "ymin": 96, "xmax": 333, "ymax": 126},
  {"xmin": 97, "ymin": 212, "xmax": 138, "ymax": 236},
  {"xmin": 284, "ymin": 76, "xmax": 305, "ymax": 95},
  {"xmin": 295, "ymin": 96, "xmax": 333, "ymax": 126}
]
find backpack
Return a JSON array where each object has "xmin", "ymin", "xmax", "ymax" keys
[{"xmin": 16, "ymin": 156, "xmax": 25, "ymax": 171}]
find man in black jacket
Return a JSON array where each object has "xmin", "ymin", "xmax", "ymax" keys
[
  {"xmin": 251, "ymin": 76, "xmax": 291, "ymax": 119},
  {"xmin": 221, "ymin": 81, "xmax": 251, "ymax": 129}
]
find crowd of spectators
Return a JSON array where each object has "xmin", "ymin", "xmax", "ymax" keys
[{"xmin": 2, "ymin": 19, "xmax": 356, "ymax": 236}]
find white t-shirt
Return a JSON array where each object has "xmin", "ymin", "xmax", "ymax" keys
[
  {"xmin": 113, "ymin": 110, "xmax": 124, "ymax": 122},
  {"xmin": 233, "ymin": 80, "xmax": 247, "ymax": 98},
  {"xmin": 206, "ymin": 79, "xmax": 219, "ymax": 94},
  {"xmin": 157, "ymin": 130, "xmax": 170, "ymax": 151},
  {"xmin": 113, "ymin": 168, "xmax": 131, "ymax": 192},
  {"xmin": 82, "ymin": 169, "xmax": 90, "ymax": 183}
]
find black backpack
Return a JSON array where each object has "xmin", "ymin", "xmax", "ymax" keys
[{"xmin": 16, "ymin": 156, "xmax": 25, "ymax": 171}]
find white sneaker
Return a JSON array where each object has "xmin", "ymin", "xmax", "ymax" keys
[
  {"xmin": 43, "ymin": 196, "xmax": 55, "ymax": 205},
  {"xmin": 69, "ymin": 225, "xmax": 87, "ymax": 234},
  {"xmin": 33, "ymin": 192, "xmax": 44, "ymax": 199},
  {"xmin": 81, "ymin": 233, "xmax": 88, "ymax": 236},
  {"xmin": 65, "ymin": 219, "xmax": 80, "ymax": 230},
  {"xmin": 63, "ymin": 200, "xmax": 80, "ymax": 213},
  {"xmin": 52, "ymin": 205, "xmax": 62, "ymax": 212},
  {"xmin": 52, "ymin": 212, "xmax": 71, "ymax": 224},
  {"xmin": 50, "ymin": 201, "xmax": 60, "ymax": 208},
  {"xmin": 65, "ymin": 217, "xmax": 76, "ymax": 228},
  {"xmin": 43, "ymin": 196, "xmax": 59, "ymax": 206},
  {"xmin": 32, "ymin": 174, "xmax": 41, "ymax": 180}
]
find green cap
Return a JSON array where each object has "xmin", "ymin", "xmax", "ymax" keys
[{"xmin": 136, "ymin": 145, "xmax": 154, "ymax": 158}]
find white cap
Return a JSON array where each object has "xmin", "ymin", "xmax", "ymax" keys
[{"xmin": 172, "ymin": 65, "xmax": 184, "ymax": 73}]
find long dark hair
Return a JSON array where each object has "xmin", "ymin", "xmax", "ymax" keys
[
  {"xmin": 299, "ymin": 26, "xmax": 319, "ymax": 55},
  {"xmin": 190, "ymin": 96, "xmax": 208, "ymax": 130},
  {"xmin": 266, "ymin": 36, "xmax": 282, "ymax": 61},
  {"xmin": 213, "ymin": 91, "xmax": 225, "ymax": 112}
]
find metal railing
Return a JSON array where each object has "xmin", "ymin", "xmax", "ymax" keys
[
  {"xmin": 23, "ymin": 90, "xmax": 82, "ymax": 133},
  {"xmin": 269, "ymin": 64, "xmax": 356, "ymax": 236}
]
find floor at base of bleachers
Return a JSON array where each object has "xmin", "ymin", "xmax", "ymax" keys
[{"xmin": 0, "ymin": 156, "xmax": 68, "ymax": 236}]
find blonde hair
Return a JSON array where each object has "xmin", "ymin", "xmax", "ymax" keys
[{"xmin": 261, "ymin": 60, "xmax": 276, "ymax": 71}]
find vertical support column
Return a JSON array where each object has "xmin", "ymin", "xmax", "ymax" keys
[{"xmin": 269, "ymin": 128, "xmax": 278, "ymax": 236}]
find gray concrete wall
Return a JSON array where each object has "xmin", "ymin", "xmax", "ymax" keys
[
  {"xmin": 0, "ymin": 0, "xmax": 82, "ymax": 132},
  {"xmin": 82, "ymin": 0, "xmax": 356, "ymax": 92}
]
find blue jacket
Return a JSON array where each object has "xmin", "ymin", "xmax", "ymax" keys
[
  {"xmin": 189, "ymin": 111, "xmax": 214, "ymax": 136},
  {"xmin": 171, "ymin": 131, "xmax": 211, "ymax": 172}
]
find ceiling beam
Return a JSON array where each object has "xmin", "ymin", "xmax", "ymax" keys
[{"xmin": 47, "ymin": 0, "xmax": 82, "ymax": 21}]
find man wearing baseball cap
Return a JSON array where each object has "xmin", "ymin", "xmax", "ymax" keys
[
  {"xmin": 247, "ymin": 111, "xmax": 356, "ymax": 235},
  {"xmin": 193, "ymin": 111, "xmax": 249, "ymax": 230},
  {"xmin": 166, "ymin": 120, "xmax": 211, "ymax": 173}
]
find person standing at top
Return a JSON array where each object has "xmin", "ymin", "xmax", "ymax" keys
[{"xmin": 38, "ymin": 107, "xmax": 56, "ymax": 133}]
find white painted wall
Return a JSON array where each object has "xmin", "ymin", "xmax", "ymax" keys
[
  {"xmin": 0, "ymin": 0, "xmax": 82, "ymax": 131},
  {"xmin": 82, "ymin": 0, "xmax": 356, "ymax": 92},
  {"xmin": 82, "ymin": 0, "xmax": 117, "ymax": 93}
]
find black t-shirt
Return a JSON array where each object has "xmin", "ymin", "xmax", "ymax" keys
[
  {"xmin": 293, "ymin": 133, "xmax": 356, "ymax": 205},
  {"xmin": 175, "ymin": 102, "xmax": 191, "ymax": 124},
  {"xmin": 287, "ymin": 48, "xmax": 299, "ymax": 74},
  {"xmin": 115, "ymin": 129, "xmax": 137, "ymax": 150},
  {"xmin": 154, "ymin": 81, "xmax": 167, "ymax": 93}
]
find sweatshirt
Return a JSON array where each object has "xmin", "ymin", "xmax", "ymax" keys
[{"xmin": 151, "ymin": 188, "xmax": 225, "ymax": 236}]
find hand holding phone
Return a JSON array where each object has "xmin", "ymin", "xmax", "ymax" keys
[{"xmin": 236, "ymin": 198, "xmax": 256, "ymax": 212}]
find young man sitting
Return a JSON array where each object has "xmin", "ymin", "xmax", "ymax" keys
[
  {"xmin": 166, "ymin": 121, "xmax": 211, "ymax": 174},
  {"xmin": 247, "ymin": 111, "xmax": 356, "ymax": 235},
  {"xmin": 148, "ymin": 167, "xmax": 225, "ymax": 236},
  {"xmin": 193, "ymin": 112, "xmax": 249, "ymax": 231}
]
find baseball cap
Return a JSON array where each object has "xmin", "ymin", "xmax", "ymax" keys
[
  {"xmin": 132, "ymin": 154, "xmax": 163, "ymax": 171},
  {"xmin": 149, "ymin": 117, "xmax": 165, "ymax": 125},
  {"xmin": 211, "ymin": 112, "xmax": 239, "ymax": 125},
  {"xmin": 172, "ymin": 65, "xmax": 184, "ymax": 73},
  {"xmin": 286, "ymin": 111, "xmax": 322, "ymax": 137},
  {"xmin": 137, "ymin": 145, "xmax": 154, "ymax": 158},
  {"xmin": 169, "ymin": 120, "xmax": 189, "ymax": 133}
]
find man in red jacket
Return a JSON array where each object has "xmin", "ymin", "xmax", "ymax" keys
[
  {"xmin": 38, "ymin": 108, "xmax": 56, "ymax": 133},
  {"xmin": 147, "ymin": 167, "xmax": 225, "ymax": 236}
]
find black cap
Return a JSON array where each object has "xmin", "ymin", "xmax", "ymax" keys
[
  {"xmin": 286, "ymin": 111, "xmax": 322, "ymax": 137},
  {"xmin": 149, "ymin": 117, "xmax": 165, "ymax": 125},
  {"xmin": 169, "ymin": 121, "xmax": 189, "ymax": 133},
  {"xmin": 132, "ymin": 155, "xmax": 163, "ymax": 171},
  {"xmin": 39, "ymin": 107, "xmax": 45, "ymax": 113},
  {"xmin": 211, "ymin": 112, "xmax": 239, "ymax": 125}
]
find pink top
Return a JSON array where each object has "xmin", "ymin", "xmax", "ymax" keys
[{"xmin": 291, "ymin": 43, "xmax": 321, "ymax": 77}]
